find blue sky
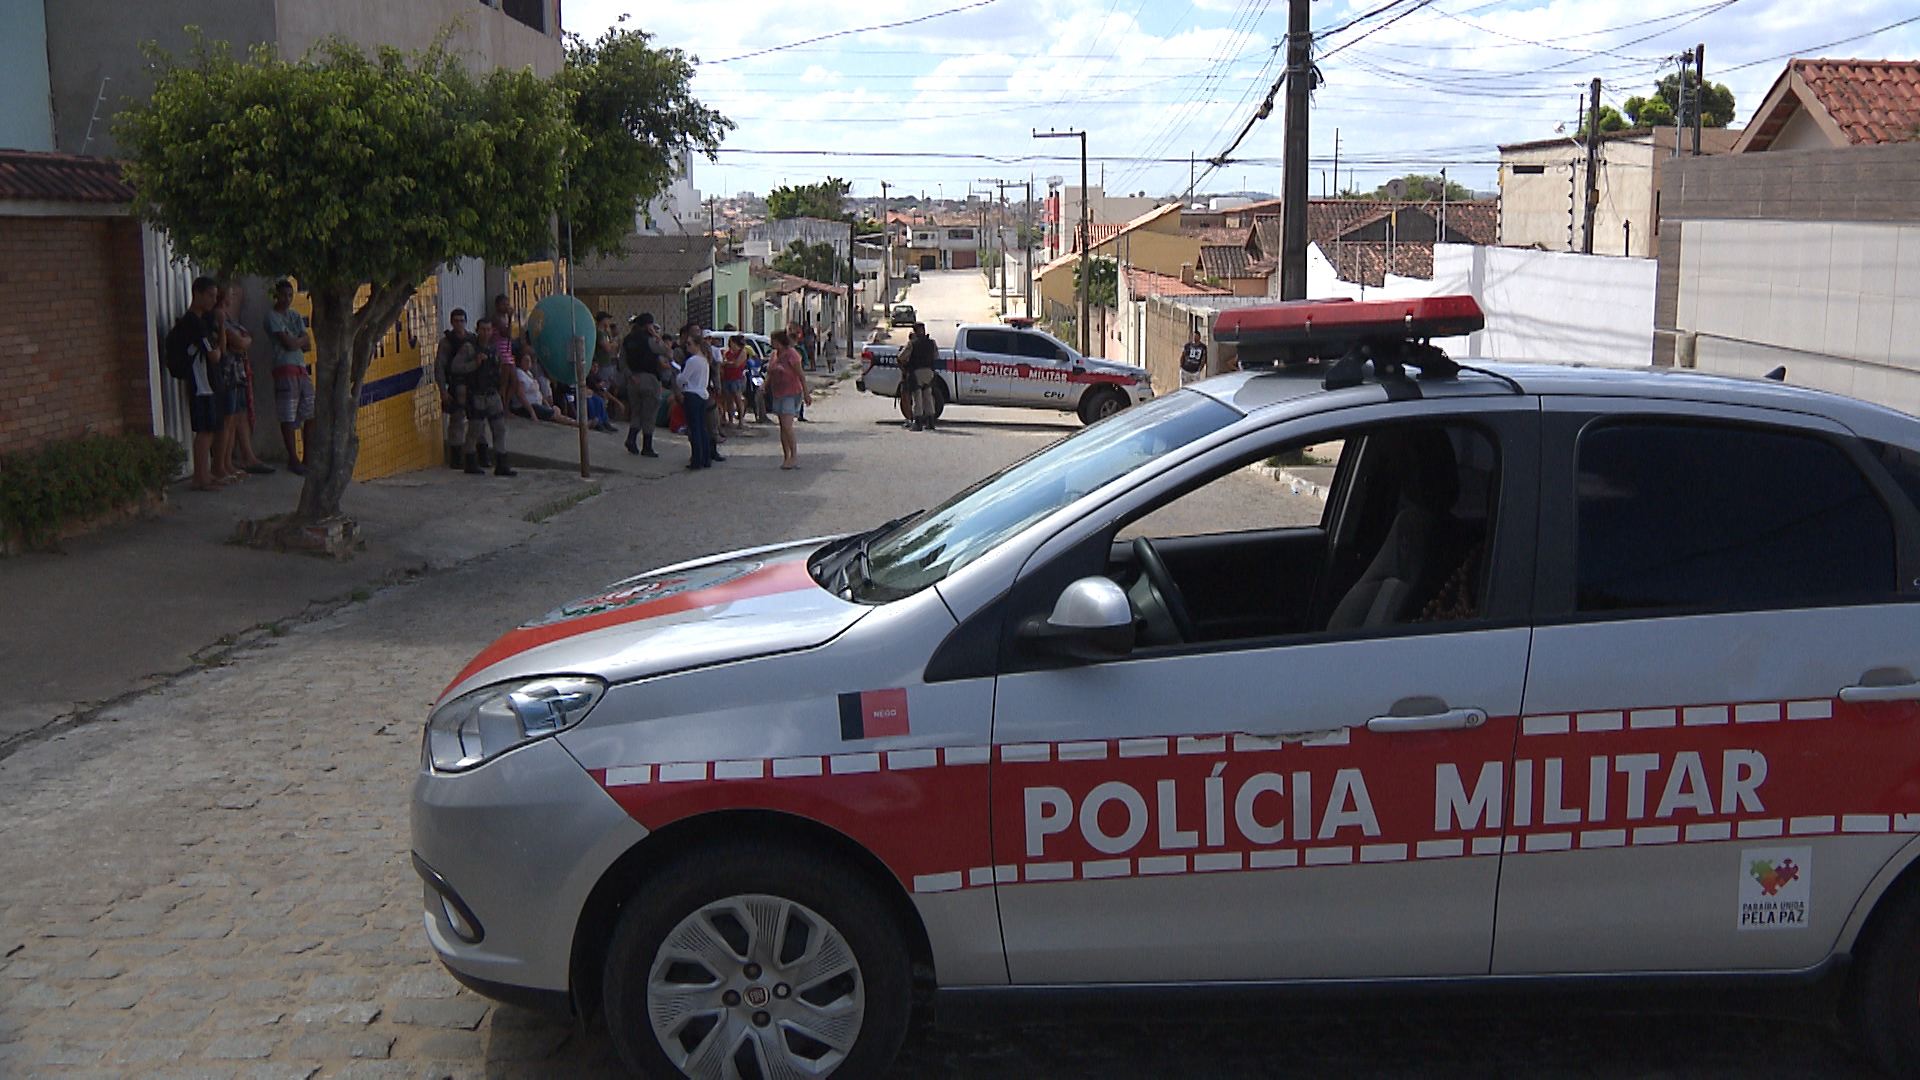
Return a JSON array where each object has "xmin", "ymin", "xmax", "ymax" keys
[{"xmin": 563, "ymin": 0, "xmax": 1920, "ymax": 201}]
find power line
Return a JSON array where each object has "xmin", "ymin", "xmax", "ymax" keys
[
  {"xmin": 710, "ymin": 0, "xmax": 1007, "ymax": 64},
  {"xmin": 1717, "ymin": 13, "xmax": 1920, "ymax": 74}
]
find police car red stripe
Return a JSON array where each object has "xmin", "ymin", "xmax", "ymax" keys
[
  {"xmin": 588, "ymin": 694, "xmax": 1920, "ymax": 896},
  {"xmin": 444, "ymin": 559, "xmax": 818, "ymax": 693}
]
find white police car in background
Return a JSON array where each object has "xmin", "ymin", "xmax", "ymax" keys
[
  {"xmin": 412, "ymin": 295, "xmax": 1920, "ymax": 1079},
  {"xmin": 857, "ymin": 322, "xmax": 1152, "ymax": 425}
]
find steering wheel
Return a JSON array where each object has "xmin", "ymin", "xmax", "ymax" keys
[{"xmin": 1131, "ymin": 537, "xmax": 1199, "ymax": 643}]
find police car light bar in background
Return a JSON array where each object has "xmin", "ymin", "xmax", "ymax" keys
[{"xmin": 1212, "ymin": 296, "xmax": 1486, "ymax": 388}]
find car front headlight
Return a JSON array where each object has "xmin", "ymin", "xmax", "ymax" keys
[{"xmin": 425, "ymin": 676, "xmax": 606, "ymax": 773}]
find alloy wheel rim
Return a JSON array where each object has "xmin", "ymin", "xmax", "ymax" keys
[{"xmin": 647, "ymin": 893, "xmax": 864, "ymax": 1080}]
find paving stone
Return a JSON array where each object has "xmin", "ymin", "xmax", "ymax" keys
[
  {"xmin": 288, "ymin": 1002, "xmax": 381, "ymax": 1025},
  {"xmin": 107, "ymin": 1037, "xmax": 189, "ymax": 1063},
  {"xmin": 236, "ymin": 1066, "xmax": 321, "ymax": 1080},
  {"xmin": 288, "ymin": 1030, "xmax": 396, "ymax": 1059},
  {"xmin": 32, "ymin": 1037, "xmax": 111, "ymax": 1064},
  {"xmin": 389, "ymin": 998, "xmax": 490, "ymax": 1030},
  {"xmin": 7, "ymin": 983, "xmax": 77, "ymax": 1008},
  {"xmin": 388, "ymin": 967, "xmax": 460, "ymax": 1000},
  {"xmin": 200, "ymin": 1033, "xmax": 278, "ymax": 1060},
  {"xmin": 306, "ymin": 974, "xmax": 380, "ymax": 1002}
]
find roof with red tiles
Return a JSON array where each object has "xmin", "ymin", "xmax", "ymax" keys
[
  {"xmin": 1123, "ymin": 265, "xmax": 1231, "ymax": 297},
  {"xmin": 1738, "ymin": 59, "xmax": 1920, "ymax": 151},
  {"xmin": 0, "ymin": 150, "xmax": 135, "ymax": 204}
]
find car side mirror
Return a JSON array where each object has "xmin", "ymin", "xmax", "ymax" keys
[{"xmin": 1018, "ymin": 576, "xmax": 1135, "ymax": 661}]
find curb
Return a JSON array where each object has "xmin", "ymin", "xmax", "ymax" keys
[{"xmin": 1248, "ymin": 463, "xmax": 1332, "ymax": 502}]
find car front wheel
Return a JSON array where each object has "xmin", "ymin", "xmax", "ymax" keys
[
  {"xmin": 602, "ymin": 842, "xmax": 912, "ymax": 1080},
  {"xmin": 1079, "ymin": 387, "xmax": 1128, "ymax": 425}
]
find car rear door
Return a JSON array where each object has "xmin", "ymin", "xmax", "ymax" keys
[
  {"xmin": 986, "ymin": 395, "xmax": 1541, "ymax": 984},
  {"xmin": 1493, "ymin": 398, "xmax": 1920, "ymax": 975},
  {"xmin": 949, "ymin": 328, "xmax": 1011, "ymax": 403}
]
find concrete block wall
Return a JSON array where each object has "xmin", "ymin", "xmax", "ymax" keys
[
  {"xmin": 0, "ymin": 215, "xmax": 149, "ymax": 456},
  {"xmin": 1657, "ymin": 143, "xmax": 1920, "ymax": 412}
]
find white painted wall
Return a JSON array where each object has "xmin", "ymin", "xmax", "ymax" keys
[
  {"xmin": 1295, "ymin": 243, "xmax": 1657, "ymax": 364},
  {"xmin": 1678, "ymin": 218, "xmax": 1920, "ymax": 413}
]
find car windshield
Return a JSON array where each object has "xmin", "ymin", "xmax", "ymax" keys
[{"xmin": 854, "ymin": 391, "xmax": 1241, "ymax": 601}]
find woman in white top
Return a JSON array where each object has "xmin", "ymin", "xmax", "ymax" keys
[{"xmin": 676, "ymin": 324, "xmax": 723, "ymax": 468}]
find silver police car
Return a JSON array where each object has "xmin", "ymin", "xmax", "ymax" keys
[{"xmin": 412, "ymin": 297, "xmax": 1920, "ymax": 1079}]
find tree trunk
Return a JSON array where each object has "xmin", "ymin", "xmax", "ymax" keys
[{"xmin": 292, "ymin": 280, "xmax": 418, "ymax": 525}]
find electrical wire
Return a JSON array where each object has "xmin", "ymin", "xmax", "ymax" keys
[
  {"xmin": 710, "ymin": 0, "xmax": 1008, "ymax": 64},
  {"xmin": 1716, "ymin": 13, "xmax": 1920, "ymax": 74}
]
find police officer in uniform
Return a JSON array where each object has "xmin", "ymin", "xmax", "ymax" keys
[
  {"xmin": 455, "ymin": 318, "xmax": 516, "ymax": 477},
  {"xmin": 434, "ymin": 309, "xmax": 479, "ymax": 469},
  {"xmin": 620, "ymin": 313, "xmax": 669, "ymax": 457},
  {"xmin": 902, "ymin": 322, "xmax": 941, "ymax": 432}
]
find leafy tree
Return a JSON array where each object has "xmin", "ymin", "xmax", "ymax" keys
[
  {"xmin": 1073, "ymin": 256, "xmax": 1119, "ymax": 308},
  {"xmin": 1349, "ymin": 173, "xmax": 1474, "ymax": 202},
  {"xmin": 560, "ymin": 25, "xmax": 732, "ymax": 257},
  {"xmin": 772, "ymin": 240, "xmax": 842, "ymax": 284},
  {"xmin": 767, "ymin": 178, "xmax": 852, "ymax": 221},
  {"xmin": 1655, "ymin": 72, "xmax": 1736, "ymax": 128},
  {"xmin": 118, "ymin": 30, "xmax": 729, "ymax": 527},
  {"xmin": 1622, "ymin": 95, "xmax": 1675, "ymax": 127},
  {"xmin": 1576, "ymin": 105, "xmax": 1628, "ymax": 137}
]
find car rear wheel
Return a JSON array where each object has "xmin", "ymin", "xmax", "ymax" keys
[
  {"xmin": 1078, "ymin": 387, "xmax": 1128, "ymax": 425},
  {"xmin": 603, "ymin": 842, "xmax": 912, "ymax": 1080},
  {"xmin": 1844, "ymin": 875, "xmax": 1920, "ymax": 1073},
  {"xmin": 897, "ymin": 380, "xmax": 948, "ymax": 422}
]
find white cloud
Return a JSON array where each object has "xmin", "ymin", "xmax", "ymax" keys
[{"xmin": 563, "ymin": 0, "xmax": 1920, "ymax": 197}]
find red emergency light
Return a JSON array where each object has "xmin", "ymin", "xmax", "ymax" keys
[{"xmin": 1212, "ymin": 295, "xmax": 1485, "ymax": 385}]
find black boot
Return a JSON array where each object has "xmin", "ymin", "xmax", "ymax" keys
[
  {"xmin": 493, "ymin": 451, "xmax": 517, "ymax": 477},
  {"xmin": 445, "ymin": 444, "xmax": 461, "ymax": 470},
  {"xmin": 463, "ymin": 451, "xmax": 484, "ymax": 475},
  {"xmin": 477, "ymin": 442, "xmax": 491, "ymax": 468},
  {"xmin": 641, "ymin": 434, "xmax": 658, "ymax": 458},
  {"xmin": 625, "ymin": 430, "xmax": 639, "ymax": 455}
]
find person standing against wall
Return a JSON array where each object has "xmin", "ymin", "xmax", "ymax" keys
[
  {"xmin": 457, "ymin": 318, "xmax": 516, "ymax": 477},
  {"xmin": 265, "ymin": 279, "xmax": 314, "ymax": 475},
  {"xmin": 434, "ymin": 309, "xmax": 475, "ymax": 469},
  {"xmin": 164, "ymin": 277, "xmax": 224, "ymax": 491},
  {"xmin": 217, "ymin": 285, "xmax": 273, "ymax": 475}
]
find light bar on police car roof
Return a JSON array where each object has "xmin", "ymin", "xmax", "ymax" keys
[{"xmin": 1213, "ymin": 295, "xmax": 1485, "ymax": 369}]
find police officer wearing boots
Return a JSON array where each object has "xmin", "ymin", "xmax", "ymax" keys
[
  {"xmin": 902, "ymin": 322, "xmax": 941, "ymax": 432},
  {"xmin": 434, "ymin": 309, "xmax": 481, "ymax": 469},
  {"xmin": 620, "ymin": 313, "xmax": 668, "ymax": 457},
  {"xmin": 453, "ymin": 318, "xmax": 516, "ymax": 476}
]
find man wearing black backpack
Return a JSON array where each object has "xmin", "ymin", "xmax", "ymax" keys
[{"xmin": 163, "ymin": 277, "xmax": 224, "ymax": 491}]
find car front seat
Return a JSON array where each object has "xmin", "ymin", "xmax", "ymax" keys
[{"xmin": 1325, "ymin": 431, "xmax": 1460, "ymax": 631}]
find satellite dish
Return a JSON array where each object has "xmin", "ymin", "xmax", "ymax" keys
[{"xmin": 528, "ymin": 294, "xmax": 596, "ymax": 386}]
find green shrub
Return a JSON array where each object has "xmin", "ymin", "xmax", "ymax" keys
[{"xmin": 0, "ymin": 433, "xmax": 185, "ymax": 548}]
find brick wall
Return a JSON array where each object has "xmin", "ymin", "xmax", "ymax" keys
[{"xmin": 0, "ymin": 215, "xmax": 149, "ymax": 456}]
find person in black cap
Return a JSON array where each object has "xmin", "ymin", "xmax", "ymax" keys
[{"xmin": 619, "ymin": 313, "xmax": 669, "ymax": 457}]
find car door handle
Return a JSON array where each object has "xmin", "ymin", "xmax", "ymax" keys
[
  {"xmin": 1365, "ymin": 707, "xmax": 1487, "ymax": 734},
  {"xmin": 1841, "ymin": 668, "xmax": 1920, "ymax": 703}
]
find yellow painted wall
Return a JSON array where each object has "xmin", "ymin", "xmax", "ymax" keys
[
  {"xmin": 348, "ymin": 276, "xmax": 442, "ymax": 482},
  {"xmin": 1038, "ymin": 217, "xmax": 1202, "ymax": 315},
  {"xmin": 287, "ymin": 262, "xmax": 558, "ymax": 483}
]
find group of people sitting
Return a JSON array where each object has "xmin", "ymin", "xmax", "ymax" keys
[{"xmin": 432, "ymin": 297, "xmax": 815, "ymax": 475}]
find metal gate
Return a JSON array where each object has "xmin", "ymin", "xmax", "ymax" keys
[{"xmin": 140, "ymin": 224, "xmax": 200, "ymax": 450}]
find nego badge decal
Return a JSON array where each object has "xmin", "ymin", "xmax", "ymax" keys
[
  {"xmin": 1739, "ymin": 847, "xmax": 1811, "ymax": 930},
  {"xmin": 839, "ymin": 689, "xmax": 910, "ymax": 741}
]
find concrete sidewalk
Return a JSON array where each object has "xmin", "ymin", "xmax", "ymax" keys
[{"xmin": 0, "ymin": 390, "xmax": 808, "ymax": 755}]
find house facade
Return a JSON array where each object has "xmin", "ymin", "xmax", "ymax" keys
[
  {"xmin": 1499, "ymin": 126, "xmax": 1740, "ymax": 258},
  {"xmin": 1734, "ymin": 60, "xmax": 1920, "ymax": 152}
]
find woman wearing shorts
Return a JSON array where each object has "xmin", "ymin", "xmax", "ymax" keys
[{"xmin": 767, "ymin": 329, "xmax": 811, "ymax": 470}]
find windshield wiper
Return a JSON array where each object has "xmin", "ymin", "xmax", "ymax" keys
[{"xmin": 838, "ymin": 511, "xmax": 920, "ymax": 600}]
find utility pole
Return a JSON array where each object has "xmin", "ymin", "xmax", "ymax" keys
[
  {"xmin": 705, "ymin": 196, "xmax": 718, "ymax": 328},
  {"xmin": 1582, "ymin": 77, "xmax": 1602, "ymax": 255},
  {"xmin": 1332, "ymin": 128, "xmax": 1340, "ymax": 198},
  {"xmin": 846, "ymin": 217, "xmax": 857, "ymax": 361},
  {"xmin": 1024, "ymin": 175, "xmax": 1035, "ymax": 317},
  {"xmin": 879, "ymin": 180, "xmax": 892, "ymax": 321},
  {"xmin": 1034, "ymin": 129, "xmax": 1090, "ymax": 352},
  {"xmin": 1278, "ymin": 0, "xmax": 1313, "ymax": 300},
  {"xmin": 1693, "ymin": 43, "xmax": 1706, "ymax": 156}
]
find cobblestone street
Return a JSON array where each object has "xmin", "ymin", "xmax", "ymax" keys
[{"xmin": 0, "ymin": 384, "xmax": 1888, "ymax": 1079}]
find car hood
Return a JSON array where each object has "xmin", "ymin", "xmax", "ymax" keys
[{"xmin": 439, "ymin": 539, "xmax": 867, "ymax": 702}]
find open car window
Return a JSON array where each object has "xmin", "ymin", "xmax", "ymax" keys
[{"xmin": 1110, "ymin": 423, "xmax": 1501, "ymax": 648}]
